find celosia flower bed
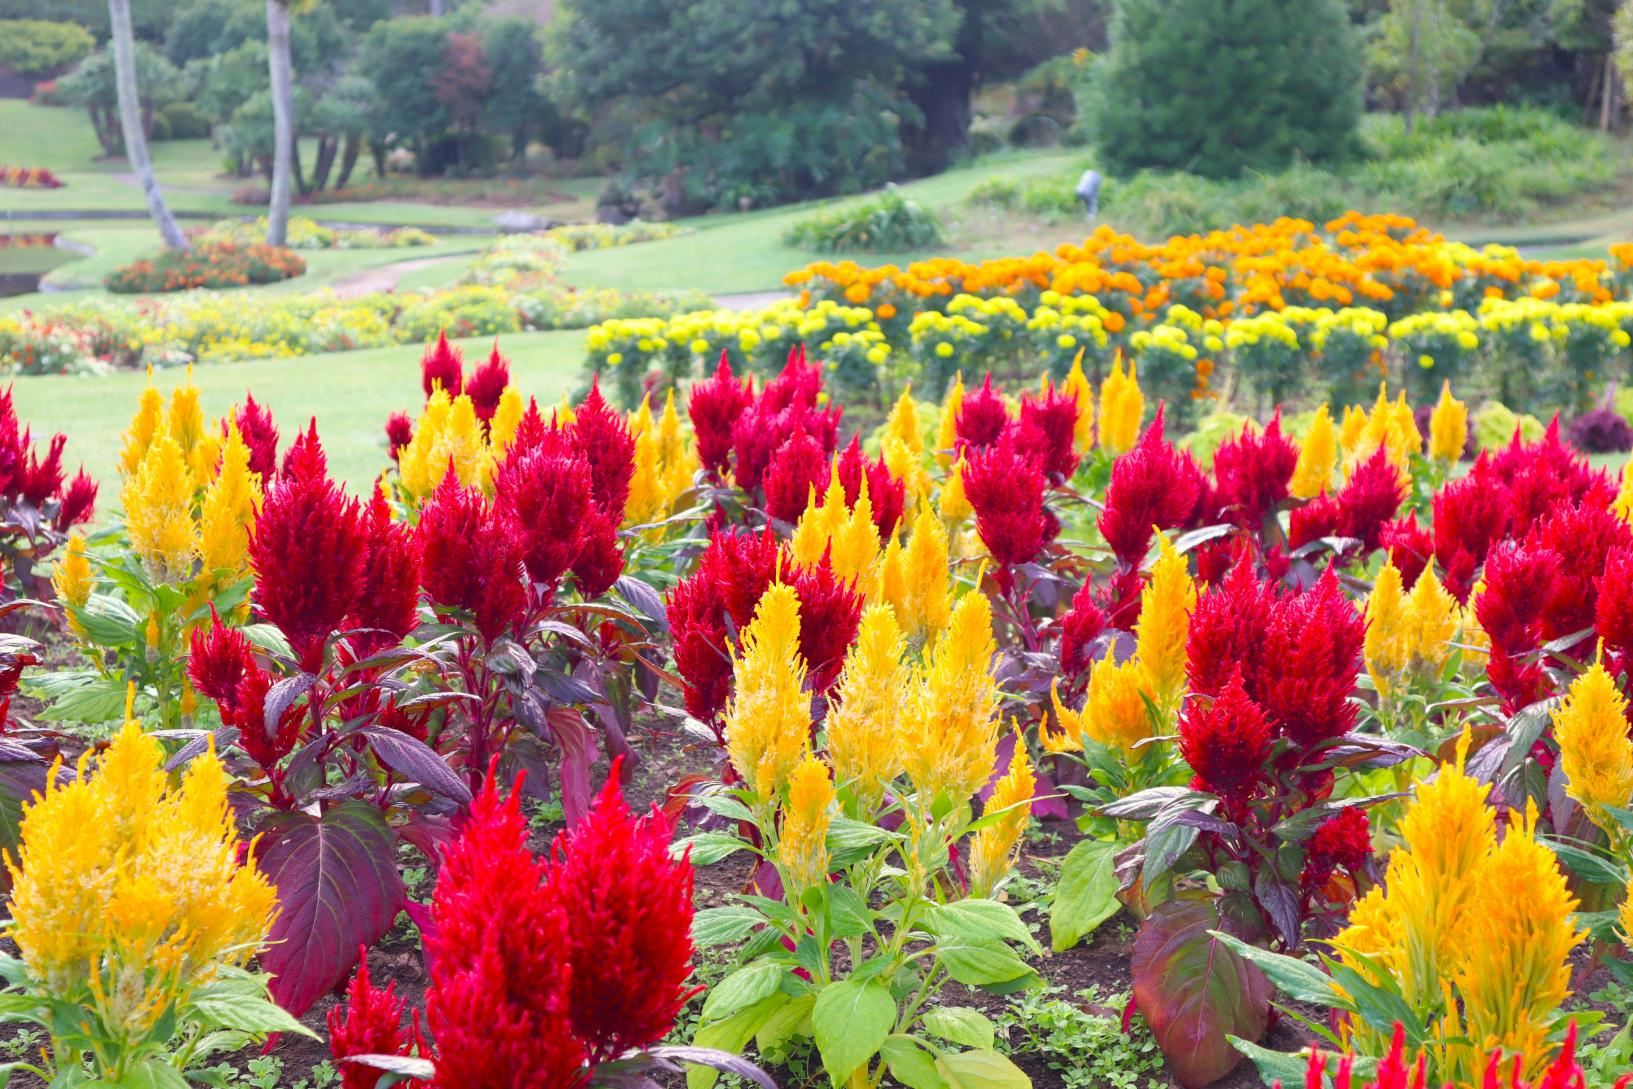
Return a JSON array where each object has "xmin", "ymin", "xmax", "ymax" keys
[
  {"xmin": 0, "ymin": 164, "xmax": 62, "ymax": 188},
  {"xmin": 10, "ymin": 237, "xmax": 1633, "ymax": 1087},
  {"xmin": 105, "ymin": 240, "xmax": 307, "ymax": 294},
  {"xmin": 0, "ymin": 231, "xmax": 57, "ymax": 248}
]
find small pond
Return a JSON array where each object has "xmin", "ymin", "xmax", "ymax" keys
[{"xmin": 0, "ymin": 241, "xmax": 82, "ymax": 298}]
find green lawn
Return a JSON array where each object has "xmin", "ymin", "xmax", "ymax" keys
[
  {"xmin": 10, "ymin": 329, "xmax": 588, "ymax": 493},
  {"xmin": 562, "ymin": 152, "xmax": 1086, "ymax": 295}
]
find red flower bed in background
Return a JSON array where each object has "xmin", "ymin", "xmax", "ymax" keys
[
  {"xmin": 104, "ymin": 240, "xmax": 306, "ymax": 294},
  {"xmin": 0, "ymin": 233, "xmax": 58, "ymax": 248},
  {"xmin": 0, "ymin": 165, "xmax": 63, "ymax": 189}
]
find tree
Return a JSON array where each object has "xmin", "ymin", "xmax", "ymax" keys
[
  {"xmin": 265, "ymin": 0, "xmax": 297, "ymax": 247},
  {"xmin": 432, "ymin": 29, "xmax": 492, "ymax": 167},
  {"xmin": 480, "ymin": 17, "xmax": 545, "ymax": 160},
  {"xmin": 902, "ymin": 0, "xmax": 1106, "ymax": 176},
  {"xmin": 358, "ymin": 17, "xmax": 453, "ymax": 167},
  {"xmin": 58, "ymin": 44, "xmax": 183, "ymax": 156},
  {"xmin": 1091, "ymin": 0, "xmax": 1363, "ymax": 178},
  {"xmin": 550, "ymin": 0, "xmax": 960, "ymax": 208},
  {"xmin": 107, "ymin": 0, "xmax": 188, "ymax": 250}
]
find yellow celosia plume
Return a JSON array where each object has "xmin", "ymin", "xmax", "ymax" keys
[
  {"xmin": 6, "ymin": 710, "xmax": 276, "ymax": 1035},
  {"xmin": 123, "ymin": 434, "xmax": 197, "ymax": 584},
  {"xmin": 1551, "ymin": 653, "xmax": 1633, "ymax": 828},
  {"xmin": 1344, "ymin": 383, "xmax": 1421, "ymax": 477},
  {"xmin": 52, "ymin": 533, "xmax": 93, "ymax": 612},
  {"xmin": 1061, "ymin": 349, "xmax": 1096, "ymax": 453},
  {"xmin": 1290, "ymin": 403, "xmax": 1338, "ymax": 499},
  {"xmin": 939, "ymin": 453, "xmax": 973, "ymax": 524},
  {"xmin": 1615, "ymin": 462, "xmax": 1633, "ymax": 524},
  {"xmin": 1332, "ymin": 736, "xmax": 1582, "ymax": 1084},
  {"xmin": 1098, "ymin": 353, "xmax": 1143, "ymax": 455},
  {"xmin": 789, "ymin": 468, "xmax": 880, "ymax": 592},
  {"xmin": 1134, "ymin": 535, "xmax": 1194, "ymax": 716},
  {"xmin": 778, "ymin": 755, "xmax": 835, "ymax": 894},
  {"xmin": 1363, "ymin": 557, "xmax": 1459, "ymax": 695},
  {"xmin": 968, "ymin": 731, "xmax": 1035, "ymax": 896},
  {"xmin": 825, "ymin": 604, "xmax": 909, "ymax": 813},
  {"xmin": 197, "ymin": 423, "xmax": 262, "ymax": 576},
  {"xmin": 1427, "ymin": 381, "xmax": 1468, "ymax": 464},
  {"xmin": 625, "ymin": 393, "xmax": 698, "ymax": 528},
  {"xmin": 903, "ymin": 590, "xmax": 998, "ymax": 804},
  {"xmin": 723, "ymin": 583, "xmax": 811, "ymax": 801},
  {"xmin": 934, "ymin": 372, "xmax": 964, "ymax": 467},
  {"xmin": 397, "ymin": 389, "xmax": 493, "ymax": 500},
  {"xmin": 1045, "ymin": 655, "xmax": 1151, "ymax": 757}
]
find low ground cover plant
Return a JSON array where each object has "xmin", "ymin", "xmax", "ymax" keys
[{"xmin": 105, "ymin": 241, "xmax": 306, "ymax": 294}]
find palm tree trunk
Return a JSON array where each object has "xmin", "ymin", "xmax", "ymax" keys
[
  {"xmin": 107, "ymin": 0, "xmax": 188, "ymax": 250},
  {"xmin": 266, "ymin": 0, "xmax": 295, "ymax": 247}
]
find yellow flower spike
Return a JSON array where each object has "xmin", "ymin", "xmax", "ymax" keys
[
  {"xmin": 1098, "ymin": 354, "xmax": 1144, "ymax": 455},
  {"xmin": 1290, "ymin": 403, "xmax": 1338, "ymax": 500},
  {"xmin": 1404, "ymin": 568, "xmax": 1459, "ymax": 677},
  {"xmin": 122, "ymin": 434, "xmax": 198, "ymax": 584},
  {"xmin": 1061, "ymin": 348, "xmax": 1096, "ymax": 452},
  {"xmin": 1338, "ymin": 403, "xmax": 1368, "ymax": 454},
  {"xmin": 166, "ymin": 366, "xmax": 207, "ymax": 456},
  {"xmin": 1043, "ymin": 680, "xmax": 1087, "ymax": 754},
  {"xmin": 1619, "ymin": 877, "xmax": 1633, "ymax": 955},
  {"xmin": 884, "ymin": 385, "xmax": 925, "ymax": 461},
  {"xmin": 1452, "ymin": 801, "xmax": 1583, "ymax": 1083},
  {"xmin": 397, "ymin": 390, "xmax": 493, "ymax": 499},
  {"xmin": 1363, "ymin": 557, "xmax": 1410, "ymax": 694},
  {"xmin": 1134, "ymin": 534, "xmax": 1195, "ymax": 716},
  {"xmin": 1552, "ymin": 652, "xmax": 1633, "ymax": 828},
  {"xmin": 7, "ymin": 714, "xmax": 278, "ymax": 1040},
  {"xmin": 489, "ymin": 387, "xmax": 525, "ymax": 455},
  {"xmin": 825, "ymin": 604, "xmax": 909, "ymax": 813},
  {"xmin": 657, "ymin": 389, "xmax": 689, "ymax": 468},
  {"xmin": 625, "ymin": 420, "xmax": 666, "ymax": 527},
  {"xmin": 778, "ymin": 755, "xmax": 835, "ymax": 895},
  {"xmin": 121, "ymin": 383, "xmax": 165, "ymax": 477},
  {"xmin": 198, "ymin": 423, "xmax": 262, "ymax": 577},
  {"xmin": 1081, "ymin": 653, "xmax": 1152, "ymax": 757},
  {"xmin": 939, "ymin": 453, "xmax": 973, "ymax": 524},
  {"xmin": 900, "ymin": 505, "xmax": 952, "ymax": 639},
  {"xmin": 968, "ymin": 727, "xmax": 1035, "ymax": 897},
  {"xmin": 1427, "ymin": 381, "xmax": 1468, "ymax": 464},
  {"xmin": 903, "ymin": 590, "xmax": 999, "ymax": 805},
  {"xmin": 1615, "ymin": 462, "xmax": 1633, "ymax": 524},
  {"xmin": 722, "ymin": 584, "xmax": 811, "ymax": 802},
  {"xmin": 934, "ymin": 372, "xmax": 964, "ymax": 468},
  {"xmin": 52, "ymin": 533, "xmax": 94, "ymax": 612}
]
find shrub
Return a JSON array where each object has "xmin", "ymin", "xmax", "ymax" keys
[
  {"xmin": 0, "ymin": 18, "xmax": 94, "ymax": 75},
  {"xmin": 1567, "ymin": 405, "xmax": 1633, "ymax": 453},
  {"xmin": 105, "ymin": 241, "xmax": 305, "ymax": 293},
  {"xmin": 159, "ymin": 100, "xmax": 211, "ymax": 139},
  {"xmin": 1091, "ymin": 0, "xmax": 1362, "ymax": 179},
  {"xmin": 783, "ymin": 187, "xmax": 945, "ymax": 253}
]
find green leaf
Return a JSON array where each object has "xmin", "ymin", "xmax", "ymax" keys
[
  {"xmin": 1228, "ymin": 1036, "xmax": 1321, "ymax": 1086},
  {"xmin": 935, "ymin": 1049, "xmax": 1030, "ymax": 1089},
  {"xmin": 688, "ymin": 995, "xmax": 790, "ymax": 1089},
  {"xmin": 812, "ymin": 979, "xmax": 895, "ymax": 1085},
  {"xmin": 187, "ymin": 991, "xmax": 317, "ymax": 1038},
  {"xmin": 1050, "ymin": 838, "xmax": 1121, "ymax": 952},
  {"xmin": 1207, "ymin": 931, "xmax": 1340, "ymax": 1006},
  {"xmin": 755, "ymin": 993, "xmax": 815, "ymax": 1054},
  {"xmin": 827, "ymin": 817, "xmax": 894, "ymax": 853},
  {"xmin": 700, "ymin": 962, "xmax": 785, "ymax": 1023},
  {"xmin": 89, "ymin": 1060, "xmax": 191, "ymax": 1089},
  {"xmin": 936, "ymin": 938, "xmax": 1032, "ymax": 988},
  {"xmin": 672, "ymin": 831, "xmax": 749, "ymax": 866},
  {"xmin": 922, "ymin": 1007, "xmax": 994, "ymax": 1050},
  {"xmin": 76, "ymin": 594, "xmax": 141, "ymax": 646},
  {"xmin": 928, "ymin": 900, "xmax": 1039, "ymax": 955},
  {"xmin": 690, "ymin": 793, "xmax": 755, "ymax": 823},
  {"xmin": 881, "ymin": 1035, "xmax": 949, "ymax": 1089},
  {"xmin": 1541, "ymin": 839, "xmax": 1629, "ymax": 886},
  {"xmin": 825, "ymin": 884, "xmax": 872, "ymax": 940},
  {"xmin": 692, "ymin": 906, "xmax": 765, "ymax": 947}
]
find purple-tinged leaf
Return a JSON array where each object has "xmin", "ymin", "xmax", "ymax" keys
[
  {"xmin": 1130, "ymin": 900, "xmax": 1271, "ymax": 1088},
  {"xmin": 548, "ymin": 705, "xmax": 595, "ymax": 826},
  {"xmin": 644, "ymin": 1047, "xmax": 777, "ymax": 1089},
  {"xmin": 163, "ymin": 728, "xmax": 241, "ymax": 773},
  {"xmin": 257, "ymin": 802, "xmax": 407, "ymax": 1015},
  {"xmin": 263, "ymin": 674, "xmax": 316, "ymax": 739},
  {"xmin": 360, "ymin": 727, "xmax": 472, "ymax": 804}
]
